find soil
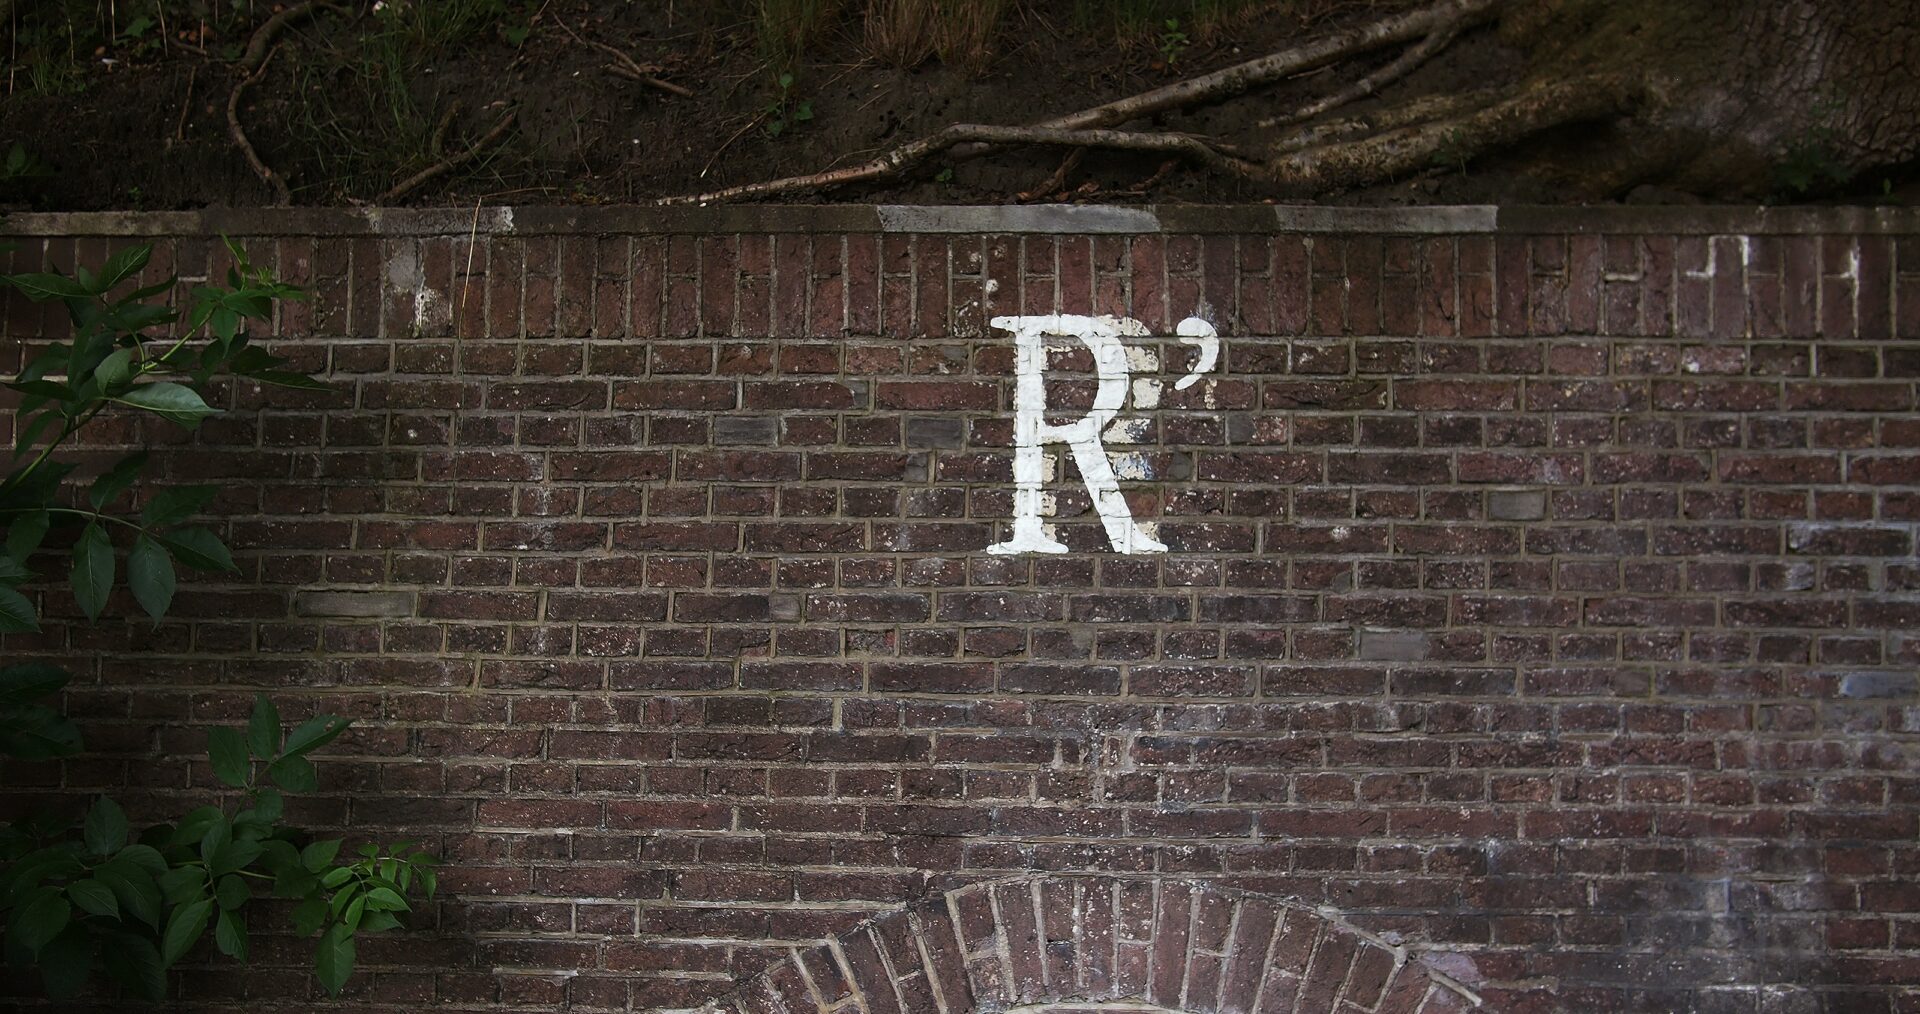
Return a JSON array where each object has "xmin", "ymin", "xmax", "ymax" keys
[{"xmin": 0, "ymin": 0, "xmax": 1912, "ymax": 211}]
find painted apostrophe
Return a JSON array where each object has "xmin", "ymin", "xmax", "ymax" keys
[{"xmin": 986, "ymin": 314, "xmax": 1218, "ymax": 556}]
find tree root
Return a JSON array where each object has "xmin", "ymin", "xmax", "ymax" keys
[
  {"xmin": 1019, "ymin": 148, "xmax": 1085, "ymax": 202},
  {"xmin": 949, "ymin": 0, "xmax": 1501, "ymax": 159},
  {"xmin": 1257, "ymin": 73, "xmax": 1636, "ymax": 194},
  {"xmin": 657, "ymin": 0, "xmax": 1501, "ymax": 204},
  {"xmin": 1272, "ymin": 88, "xmax": 1501, "ymax": 155},
  {"xmin": 237, "ymin": 0, "xmax": 346, "ymax": 75},
  {"xmin": 381, "ymin": 110, "xmax": 519, "ymax": 202},
  {"xmin": 228, "ymin": 46, "xmax": 292, "ymax": 205},
  {"xmin": 658, "ymin": 125, "xmax": 1253, "ymax": 205},
  {"xmin": 228, "ymin": 1, "xmax": 348, "ymax": 205},
  {"xmin": 1260, "ymin": 19, "xmax": 1465, "ymax": 130}
]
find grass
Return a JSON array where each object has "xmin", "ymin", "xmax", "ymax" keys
[
  {"xmin": 1070, "ymin": 0, "xmax": 1268, "ymax": 42},
  {"xmin": 284, "ymin": 0, "xmax": 524, "ymax": 199}
]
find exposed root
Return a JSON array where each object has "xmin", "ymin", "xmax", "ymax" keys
[
  {"xmin": 658, "ymin": 124, "xmax": 1253, "ymax": 205},
  {"xmin": 1019, "ymin": 148, "xmax": 1085, "ymax": 202},
  {"xmin": 949, "ymin": 0, "xmax": 1501, "ymax": 159},
  {"xmin": 381, "ymin": 110, "xmax": 518, "ymax": 202},
  {"xmin": 1258, "ymin": 73, "xmax": 1636, "ymax": 194},
  {"xmin": 1260, "ymin": 20, "xmax": 1465, "ymax": 129},
  {"xmin": 1271, "ymin": 88, "xmax": 1499, "ymax": 155},
  {"xmin": 228, "ymin": 46, "xmax": 291, "ymax": 205},
  {"xmin": 1127, "ymin": 159, "xmax": 1182, "ymax": 195},
  {"xmin": 236, "ymin": 0, "xmax": 345, "ymax": 75},
  {"xmin": 662, "ymin": 0, "xmax": 1501, "ymax": 204}
]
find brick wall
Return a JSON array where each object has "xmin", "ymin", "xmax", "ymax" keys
[{"xmin": 3, "ymin": 205, "xmax": 1918, "ymax": 1012}]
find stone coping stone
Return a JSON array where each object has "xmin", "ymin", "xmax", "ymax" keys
[{"xmin": 4, "ymin": 203, "xmax": 1918, "ymax": 237}]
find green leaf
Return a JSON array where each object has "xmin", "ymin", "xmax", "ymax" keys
[
  {"xmin": 281, "ymin": 714, "xmax": 351, "ymax": 758},
  {"xmin": 319, "ymin": 866, "xmax": 354, "ymax": 889},
  {"xmin": 170, "ymin": 806, "xmax": 224, "ymax": 848},
  {"xmin": 5, "ymin": 510, "xmax": 50, "ymax": 562},
  {"xmin": 160, "ymin": 897, "xmax": 213, "ymax": 966},
  {"xmin": 4, "ymin": 272, "xmax": 92, "ymax": 301},
  {"xmin": 302, "ymin": 838, "xmax": 343, "ymax": 873},
  {"xmin": 207, "ymin": 726, "xmax": 250, "ymax": 788},
  {"xmin": 0, "ymin": 662, "xmax": 66, "ymax": 706},
  {"xmin": 115, "ymin": 381, "xmax": 218, "ymax": 429},
  {"xmin": 96, "ymin": 244, "xmax": 153, "ymax": 292},
  {"xmin": 3, "ymin": 378, "xmax": 75, "ymax": 401},
  {"xmin": 0, "ymin": 704, "xmax": 82, "ymax": 760},
  {"xmin": 214, "ymin": 908, "xmax": 248, "ymax": 960},
  {"xmin": 199, "ymin": 816, "xmax": 232, "ymax": 868},
  {"xmin": 292, "ymin": 895, "xmax": 328, "ymax": 937},
  {"xmin": 363, "ymin": 886, "xmax": 409, "ymax": 912},
  {"xmin": 343, "ymin": 892, "xmax": 366, "ymax": 931},
  {"xmin": 9, "ymin": 886, "xmax": 71, "ymax": 957},
  {"xmin": 114, "ymin": 843, "xmax": 168, "ymax": 876},
  {"xmin": 102, "ymin": 932, "xmax": 166, "ymax": 1001},
  {"xmin": 12, "ymin": 409, "xmax": 60, "ymax": 455},
  {"xmin": 215, "ymin": 874, "xmax": 250, "ymax": 911},
  {"xmin": 315, "ymin": 922, "xmax": 356, "ymax": 996},
  {"xmin": 88, "ymin": 450, "xmax": 150, "ymax": 510},
  {"xmin": 208, "ymin": 839, "xmax": 263, "ymax": 877},
  {"xmin": 67, "ymin": 877, "xmax": 119, "ymax": 918},
  {"xmin": 156, "ymin": 864, "xmax": 206, "ymax": 905},
  {"xmin": 94, "ymin": 346, "xmax": 135, "ymax": 390},
  {"xmin": 158, "ymin": 527, "xmax": 235, "ymax": 573},
  {"xmin": 241, "ymin": 787, "xmax": 284, "ymax": 827},
  {"xmin": 140, "ymin": 485, "xmax": 219, "ymax": 529},
  {"xmin": 83, "ymin": 796, "xmax": 128, "ymax": 854},
  {"xmin": 96, "ymin": 865, "xmax": 161, "ymax": 928},
  {"xmin": 247, "ymin": 694, "xmax": 281, "ymax": 758},
  {"xmin": 127, "ymin": 535, "xmax": 176, "ymax": 621},
  {"xmin": 70, "ymin": 523, "xmax": 114, "ymax": 621},
  {"xmin": 37, "ymin": 924, "xmax": 95, "ymax": 999},
  {"xmin": 0, "ymin": 586, "xmax": 39, "ymax": 633},
  {"xmin": 360, "ymin": 910, "xmax": 401, "ymax": 933},
  {"xmin": 266, "ymin": 754, "xmax": 316, "ymax": 792}
]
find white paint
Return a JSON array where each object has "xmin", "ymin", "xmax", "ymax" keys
[
  {"xmin": 1173, "ymin": 317, "xmax": 1218, "ymax": 390},
  {"xmin": 987, "ymin": 313, "xmax": 1218, "ymax": 556}
]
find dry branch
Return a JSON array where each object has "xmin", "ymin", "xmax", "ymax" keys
[
  {"xmin": 658, "ymin": 124, "xmax": 1252, "ymax": 205},
  {"xmin": 381, "ymin": 111, "xmax": 518, "ymax": 202},
  {"xmin": 556, "ymin": 17, "xmax": 694, "ymax": 98}
]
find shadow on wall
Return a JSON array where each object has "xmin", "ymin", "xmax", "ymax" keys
[{"xmin": 696, "ymin": 873, "xmax": 1480, "ymax": 1013}]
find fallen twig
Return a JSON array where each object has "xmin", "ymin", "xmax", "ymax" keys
[
  {"xmin": 381, "ymin": 110, "xmax": 518, "ymax": 202},
  {"xmin": 659, "ymin": 124, "xmax": 1252, "ymax": 205},
  {"xmin": 555, "ymin": 16, "xmax": 693, "ymax": 98},
  {"xmin": 172, "ymin": 65, "xmax": 196, "ymax": 144},
  {"xmin": 227, "ymin": 46, "xmax": 291, "ymax": 204}
]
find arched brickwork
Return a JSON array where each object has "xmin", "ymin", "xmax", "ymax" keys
[{"xmin": 702, "ymin": 875, "xmax": 1479, "ymax": 1014}]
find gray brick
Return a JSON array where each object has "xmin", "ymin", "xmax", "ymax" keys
[
  {"xmin": 1357, "ymin": 629, "xmax": 1429, "ymax": 662},
  {"xmin": 1488, "ymin": 489, "xmax": 1547, "ymax": 521},
  {"xmin": 294, "ymin": 590, "xmax": 416, "ymax": 618},
  {"xmin": 715, "ymin": 416, "xmax": 778, "ymax": 446}
]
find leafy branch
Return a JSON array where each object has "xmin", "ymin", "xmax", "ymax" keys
[{"xmin": 0, "ymin": 241, "xmax": 437, "ymax": 1000}]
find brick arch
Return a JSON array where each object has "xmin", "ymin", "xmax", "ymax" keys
[{"xmin": 700, "ymin": 875, "xmax": 1481, "ymax": 1014}]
